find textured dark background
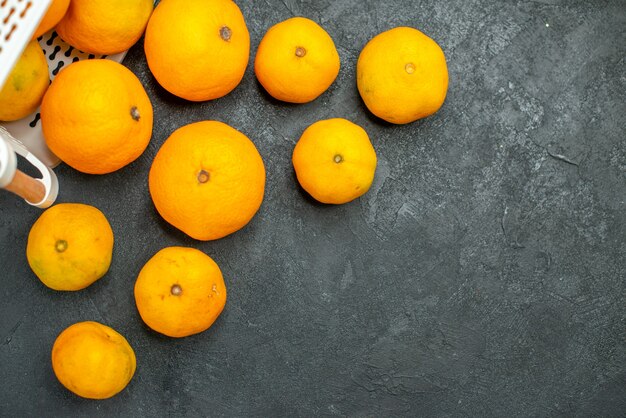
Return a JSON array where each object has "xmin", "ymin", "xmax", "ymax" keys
[{"xmin": 1, "ymin": 0, "xmax": 625, "ymax": 416}]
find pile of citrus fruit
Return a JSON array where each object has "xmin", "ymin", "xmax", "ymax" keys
[{"xmin": 1, "ymin": 0, "xmax": 449, "ymax": 399}]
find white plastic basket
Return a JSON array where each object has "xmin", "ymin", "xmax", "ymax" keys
[
  {"xmin": 0, "ymin": 0, "xmax": 135, "ymax": 208},
  {"xmin": 0, "ymin": 0, "xmax": 56, "ymax": 208}
]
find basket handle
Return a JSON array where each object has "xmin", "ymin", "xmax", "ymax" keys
[{"xmin": 0, "ymin": 127, "xmax": 58, "ymax": 208}]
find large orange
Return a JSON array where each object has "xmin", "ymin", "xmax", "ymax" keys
[
  {"xmin": 134, "ymin": 247, "xmax": 227, "ymax": 338},
  {"xmin": 33, "ymin": 0, "xmax": 70, "ymax": 39},
  {"xmin": 52, "ymin": 321, "xmax": 136, "ymax": 399},
  {"xmin": 357, "ymin": 27, "xmax": 448, "ymax": 124},
  {"xmin": 144, "ymin": 0, "xmax": 250, "ymax": 101},
  {"xmin": 149, "ymin": 121, "xmax": 265, "ymax": 241},
  {"xmin": 41, "ymin": 59, "xmax": 153, "ymax": 174},
  {"xmin": 292, "ymin": 118, "xmax": 377, "ymax": 204},
  {"xmin": 56, "ymin": 0, "xmax": 153, "ymax": 55},
  {"xmin": 255, "ymin": 17, "xmax": 340, "ymax": 103}
]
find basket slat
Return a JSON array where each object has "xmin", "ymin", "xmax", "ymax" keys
[{"xmin": 0, "ymin": 0, "xmax": 51, "ymax": 88}]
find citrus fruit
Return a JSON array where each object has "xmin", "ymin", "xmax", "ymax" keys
[
  {"xmin": 52, "ymin": 321, "xmax": 136, "ymax": 399},
  {"xmin": 32, "ymin": 0, "xmax": 70, "ymax": 39},
  {"xmin": 357, "ymin": 27, "xmax": 448, "ymax": 124},
  {"xmin": 0, "ymin": 40, "xmax": 49, "ymax": 121},
  {"xmin": 56, "ymin": 0, "xmax": 153, "ymax": 55},
  {"xmin": 134, "ymin": 247, "xmax": 227, "ymax": 338},
  {"xmin": 292, "ymin": 118, "xmax": 377, "ymax": 204},
  {"xmin": 144, "ymin": 0, "xmax": 250, "ymax": 101},
  {"xmin": 255, "ymin": 17, "xmax": 340, "ymax": 103},
  {"xmin": 149, "ymin": 121, "xmax": 265, "ymax": 241},
  {"xmin": 41, "ymin": 59, "xmax": 153, "ymax": 174},
  {"xmin": 26, "ymin": 203, "xmax": 114, "ymax": 291}
]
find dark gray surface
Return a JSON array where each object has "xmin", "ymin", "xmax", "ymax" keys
[{"xmin": 1, "ymin": 0, "xmax": 625, "ymax": 416}]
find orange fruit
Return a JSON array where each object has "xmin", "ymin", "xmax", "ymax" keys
[
  {"xmin": 292, "ymin": 118, "xmax": 377, "ymax": 204},
  {"xmin": 357, "ymin": 27, "xmax": 448, "ymax": 124},
  {"xmin": 56, "ymin": 0, "xmax": 153, "ymax": 55},
  {"xmin": 134, "ymin": 247, "xmax": 227, "ymax": 338},
  {"xmin": 149, "ymin": 121, "xmax": 265, "ymax": 241},
  {"xmin": 41, "ymin": 59, "xmax": 153, "ymax": 174},
  {"xmin": 255, "ymin": 17, "xmax": 340, "ymax": 103},
  {"xmin": 33, "ymin": 0, "xmax": 70, "ymax": 39},
  {"xmin": 144, "ymin": 0, "xmax": 250, "ymax": 101},
  {"xmin": 27, "ymin": 203, "xmax": 114, "ymax": 291},
  {"xmin": 52, "ymin": 321, "xmax": 136, "ymax": 399},
  {"xmin": 0, "ymin": 40, "xmax": 49, "ymax": 121}
]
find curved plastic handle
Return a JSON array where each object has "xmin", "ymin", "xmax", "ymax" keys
[
  {"xmin": 0, "ymin": 133, "xmax": 17, "ymax": 189},
  {"xmin": 0, "ymin": 126, "xmax": 58, "ymax": 208}
]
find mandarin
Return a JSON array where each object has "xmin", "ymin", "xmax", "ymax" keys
[
  {"xmin": 41, "ymin": 59, "xmax": 153, "ymax": 174},
  {"xmin": 134, "ymin": 247, "xmax": 227, "ymax": 338},
  {"xmin": 357, "ymin": 27, "xmax": 448, "ymax": 124},
  {"xmin": 144, "ymin": 0, "xmax": 249, "ymax": 101},
  {"xmin": 52, "ymin": 321, "xmax": 136, "ymax": 399},
  {"xmin": 293, "ymin": 118, "xmax": 377, "ymax": 204},
  {"xmin": 255, "ymin": 17, "xmax": 340, "ymax": 103},
  {"xmin": 56, "ymin": 0, "xmax": 153, "ymax": 55}
]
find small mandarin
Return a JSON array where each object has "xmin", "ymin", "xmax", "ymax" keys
[
  {"xmin": 357, "ymin": 27, "xmax": 448, "ymax": 124},
  {"xmin": 26, "ymin": 203, "xmax": 114, "ymax": 291},
  {"xmin": 0, "ymin": 40, "xmax": 49, "ymax": 122},
  {"xmin": 52, "ymin": 321, "xmax": 136, "ymax": 399},
  {"xmin": 32, "ymin": 0, "xmax": 70, "ymax": 39},
  {"xmin": 292, "ymin": 118, "xmax": 377, "ymax": 204},
  {"xmin": 56, "ymin": 0, "xmax": 153, "ymax": 55},
  {"xmin": 255, "ymin": 17, "xmax": 340, "ymax": 103},
  {"xmin": 134, "ymin": 247, "xmax": 227, "ymax": 338}
]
